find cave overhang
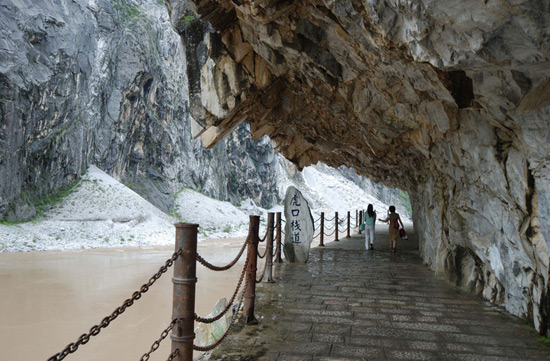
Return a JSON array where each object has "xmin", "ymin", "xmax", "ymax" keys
[
  {"xmin": 165, "ymin": 0, "xmax": 550, "ymax": 193},
  {"xmin": 164, "ymin": 0, "xmax": 550, "ymax": 335}
]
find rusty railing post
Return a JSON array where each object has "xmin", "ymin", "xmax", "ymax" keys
[
  {"xmin": 356, "ymin": 209, "xmax": 358, "ymax": 227},
  {"xmin": 243, "ymin": 215, "xmax": 259, "ymax": 325},
  {"xmin": 319, "ymin": 212, "xmax": 325, "ymax": 247},
  {"xmin": 171, "ymin": 223, "xmax": 198, "ymax": 361},
  {"xmin": 347, "ymin": 211, "xmax": 351, "ymax": 238},
  {"xmin": 275, "ymin": 212, "xmax": 283, "ymax": 263},
  {"xmin": 358, "ymin": 210, "xmax": 363, "ymax": 234},
  {"xmin": 335, "ymin": 212, "xmax": 339, "ymax": 242},
  {"xmin": 265, "ymin": 212, "xmax": 275, "ymax": 283}
]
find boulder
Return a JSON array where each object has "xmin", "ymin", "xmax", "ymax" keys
[{"xmin": 194, "ymin": 298, "xmax": 232, "ymax": 347}]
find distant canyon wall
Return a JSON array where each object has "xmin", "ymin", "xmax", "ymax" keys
[
  {"xmin": 170, "ymin": 0, "xmax": 550, "ymax": 334},
  {"xmin": 0, "ymin": 0, "xmax": 282, "ymax": 220}
]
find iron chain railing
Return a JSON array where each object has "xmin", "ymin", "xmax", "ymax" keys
[
  {"xmin": 166, "ymin": 349, "xmax": 179, "ymax": 361},
  {"xmin": 47, "ymin": 209, "xmax": 361, "ymax": 361},
  {"xmin": 139, "ymin": 319, "xmax": 177, "ymax": 361},
  {"xmin": 256, "ymin": 258, "xmax": 268, "ymax": 283},
  {"xmin": 193, "ymin": 275, "xmax": 249, "ymax": 352},
  {"xmin": 194, "ymin": 256, "xmax": 249, "ymax": 324},
  {"xmin": 257, "ymin": 245, "xmax": 268, "ymax": 259},
  {"xmin": 272, "ymin": 241, "xmax": 279, "ymax": 258},
  {"xmin": 196, "ymin": 238, "xmax": 248, "ymax": 271},
  {"xmin": 259, "ymin": 226, "xmax": 269, "ymax": 242},
  {"xmin": 47, "ymin": 250, "xmax": 183, "ymax": 361}
]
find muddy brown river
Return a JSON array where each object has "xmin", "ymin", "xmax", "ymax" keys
[{"xmin": 0, "ymin": 239, "xmax": 249, "ymax": 361}]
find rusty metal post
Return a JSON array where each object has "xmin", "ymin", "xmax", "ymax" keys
[
  {"xmin": 275, "ymin": 212, "xmax": 283, "ymax": 263},
  {"xmin": 347, "ymin": 211, "xmax": 351, "ymax": 238},
  {"xmin": 356, "ymin": 209, "xmax": 358, "ymax": 227},
  {"xmin": 319, "ymin": 212, "xmax": 325, "ymax": 246},
  {"xmin": 242, "ymin": 215, "xmax": 259, "ymax": 325},
  {"xmin": 358, "ymin": 210, "xmax": 363, "ymax": 234},
  {"xmin": 335, "ymin": 212, "xmax": 339, "ymax": 242},
  {"xmin": 171, "ymin": 223, "xmax": 198, "ymax": 361},
  {"xmin": 264, "ymin": 212, "xmax": 275, "ymax": 283}
]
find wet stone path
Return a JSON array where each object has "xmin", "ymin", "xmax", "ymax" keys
[{"xmin": 203, "ymin": 226, "xmax": 550, "ymax": 360}]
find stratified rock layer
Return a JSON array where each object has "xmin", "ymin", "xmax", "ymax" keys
[{"xmin": 168, "ymin": 0, "xmax": 550, "ymax": 334}]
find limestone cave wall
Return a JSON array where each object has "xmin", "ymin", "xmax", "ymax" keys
[{"xmin": 165, "ymin": 0, "xmax": 550, "ymax": 334}]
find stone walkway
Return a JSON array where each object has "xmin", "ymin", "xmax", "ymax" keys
[{"xmin": 204, "ymin": 226, "xmax": 550, "ymax": 360}]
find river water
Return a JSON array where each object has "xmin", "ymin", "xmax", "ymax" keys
[{"xmin": 0, "ymin": 239, "xmax": 248, "ymax": 361}]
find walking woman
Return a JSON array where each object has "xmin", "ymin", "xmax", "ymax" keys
[
  {"xmin": 379, "ymin": 205, "xmax": 404, "ymax": 252},
  {"xmin": 363, "ymin": 204, "xmax": 376, "ymax": 250}
]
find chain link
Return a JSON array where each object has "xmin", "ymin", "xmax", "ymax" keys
[
  {"xmin": 272, "ymin": 237, "xmax": 280, "ymax": 258},
  {"xmin": 196, "ymin": 238, "xmax": 248, "ymax": 271},
  {"xmin": 256, "ymin": 259, "xmax": 267, "ymax": 283},
  {"xmin": 140, "ymin": 319, "xmax": 177, "ymax": 361},
  {"xmin": 195, "ymin": 255, "xmax": 249, "ymax": 323},
  {"xmin": 166, "ymin": 348, "xmax": 179, "ymax": 361},
  {"xmin": 47, "ymin": 250, "xmax": 182, "ymax": 361},
  {"xmin": 257, "ymin": 245, "xmax": 267, "ymax": 259},
  {"xmin": 193, "ymin": 274, "xmax": 249, "ymax": 352},
  {"xmin": 259, "ymin": 227, "xmax": 268, "ymax": 242}
]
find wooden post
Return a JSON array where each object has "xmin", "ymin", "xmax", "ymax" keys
[
  {"xmin": 171, "ymin": 223, "xmax": 198, "ymax": 361},
  {"xmin": 275, "ymin": 212, "xmax": 283, "ymax": 263},
  {"xmin": 264, "ymin": 213, "xmax": 275, "ymax": 283},
  {"xmin": 319, "ymin": 212, "xmax": 325, "ymax": 247},
  {"xmin": 242, "ymin": 216, "xmax": 259, "ymax": 325},
  {"xmin": 335, "ymin": 212, "xmax": 339, "ymax": 242},
  {"xmin": 347, "ymin": 211, "xmax": 351, "ymax": 238}
]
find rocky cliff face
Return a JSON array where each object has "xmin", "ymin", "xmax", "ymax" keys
[
  {"xmin": 170, "ymin": 0, "xmax": 550, "ymax": 334},
  {"xmin": 0, "ymin": 0, "xmax": 282, "ymax": 219}
]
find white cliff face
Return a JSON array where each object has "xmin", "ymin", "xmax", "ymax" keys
[
  {"xmin": 171, "ymin": 0, "xmax": 550, "ymax": 334},
  {"xmin": 0, "ymin": 0, "xmax": 287, "ymax": 220}
]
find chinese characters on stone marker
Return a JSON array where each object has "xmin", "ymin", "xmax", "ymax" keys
[{"xmin": 290, "ymin": 195, "xmax": 302, "ymax": 244}]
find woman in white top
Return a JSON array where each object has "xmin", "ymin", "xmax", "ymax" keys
[{"xmin": 363, "ymin": 204, "xmax": 376, "ymax": 250}]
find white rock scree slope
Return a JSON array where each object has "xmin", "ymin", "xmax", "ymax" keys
[{"xmin": 0, "ymin": 165, "xmax": 409, "ymax": 252}]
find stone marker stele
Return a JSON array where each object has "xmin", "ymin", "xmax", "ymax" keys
[{"xmin": 283, "ymin": 186, "xmax": 314, "ymax": 263}]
